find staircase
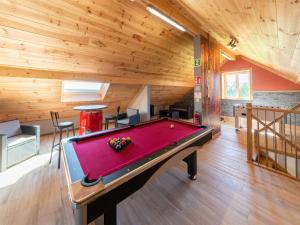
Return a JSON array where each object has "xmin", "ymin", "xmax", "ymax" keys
[{"xmin": 247, "ymin": 103, "xmax": 300, "ymax": 180}]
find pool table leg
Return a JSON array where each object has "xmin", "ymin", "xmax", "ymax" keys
[
  {"xmin": 183, "ymin": 151, "xmax": 197, "ymax": 180},
  {"xmin": 104, "ymin": 205, "xmax": 117, "ymax": 225},
  {"xmin": 73, "ymin": 204, "xmax": 87, "ymax": 225}
]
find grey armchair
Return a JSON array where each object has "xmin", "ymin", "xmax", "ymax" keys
[
  {"xmin": 0, "ymin": 120, "xmax": 40, "ymax": 171},
  {"xmin": 116, "ymin": 108, "xmax": 140, "ymax": 128}
]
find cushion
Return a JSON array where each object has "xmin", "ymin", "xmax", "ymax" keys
[
  {"xmin": 127, "ymin": 108, "xmax": 138, "ymax": 117},
  {"xmin": 7, "ymin": 134, "xmax": 36, "ymax": 148},
  {"xmin": 117, "ymin": 118, "xmax": 129, "ymax": 125},
  {"xmin": 0, "ymin": 120, "xmax": 22, "ymax": 138}
]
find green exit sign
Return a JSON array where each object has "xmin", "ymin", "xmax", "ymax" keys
[{"xmin": 194, "ymin": 58, "xmax": 200, "ymax": 67}]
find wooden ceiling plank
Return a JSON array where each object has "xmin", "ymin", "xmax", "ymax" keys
[
  {"xmin": 0, "ymin": 65, "xmax": 194, "ymax": 87},
  {"xmin": 249, "ymin": 0, "xmax": 278, "ymax": 64},
  {"xmin": 0, "ymin": 0, "xmax": 195, "ymax": 86},
  {"xmin": 276, "ymin": 0, "xmax": 300, "ymax": 69},
  {"xmin": 173, "ymin": 0, "xmax": 300, "ymax": 83},
  {"xmin": 0, "ymin": 1, "xmax": 193, "ymax": 65},
  {"xmin": 146, "ymin": 0, "xmax": 236, "ymax": 60},
  {"xmin": 0, "ymin": 36, "xmax": 192, "ymax": 77},
  {"xmin": 0, "ymin": 11, "xmax": 89, "ymax": 45}
]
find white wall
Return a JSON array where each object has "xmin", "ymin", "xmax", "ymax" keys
[{"xmin": 129, "ymin": 85, "xmax": 150, "ymax": 122}]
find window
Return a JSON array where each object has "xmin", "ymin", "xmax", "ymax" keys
[
  {"xmin": 222, "ymin": 70, "xmax": 251, "ymax": 100},
  {"xmin": 63, "ymin": 81, "xmax": 102, "ymax": 93},
  {"xmin": 61, "ymin": 81, "xmax": 110, "ymax": 102}
]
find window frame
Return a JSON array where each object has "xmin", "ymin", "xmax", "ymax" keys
[
  {"xmin": 222, "ymin": 69, "xmax": 252, "ymax": 100},
  {"xmin": 61, "ymin": 80, "xmax": 110, "ymax": 102},
  {"xmin": 62, "ymin": 81, "xmax": 103, "ymax": 93}
]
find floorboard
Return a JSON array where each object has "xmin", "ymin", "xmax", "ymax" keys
[{"xmin": 0, "ymin": 122, "xmax": 300, "ymax": 225}]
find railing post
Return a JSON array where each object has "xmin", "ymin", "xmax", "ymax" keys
[
  {"xmin": 247, "ymin": 103, "xmax": 253, "ymax": 162},
  {"xmin": 253, "ymin": 130, "xmax": 259, "ymax": 161}
]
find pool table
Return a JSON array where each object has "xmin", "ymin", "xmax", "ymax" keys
[{"xmin": 62, "ymin": 118, "xmax": 212, "ymax": 225}]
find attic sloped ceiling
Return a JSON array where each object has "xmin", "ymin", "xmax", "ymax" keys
[
  {"xmin": 0, "ymin": 0, "xmax": 194, "ymax": 87},
  {"xmin": 167, "ymin": 0, "xmax": 300, "ymax": 83}
]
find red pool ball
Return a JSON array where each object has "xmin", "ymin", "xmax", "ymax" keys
[{"xmin": 170, "ymin": 124, "xmax": 175, "ymax": 129}]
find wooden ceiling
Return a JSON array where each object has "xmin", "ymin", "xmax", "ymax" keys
[
  {"xmin": 0, "ymin": 0, "xmax": 194, "ymax": 87},
  {"xmin": 2, "ymin": 0, "xmax": 298, "ymax": 85},
  {"xmin": 166, "ymin": 0, "xmax": 300, "ymax": 83}
]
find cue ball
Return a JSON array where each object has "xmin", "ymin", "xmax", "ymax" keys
[{"xmin": 170, "ymin": 124, "xmax": 175, "ymax": 128}]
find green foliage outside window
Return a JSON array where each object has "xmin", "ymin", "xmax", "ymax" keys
[{"xmin": 223, "ymin": 71, "xmax": 250, "ymax": 99}]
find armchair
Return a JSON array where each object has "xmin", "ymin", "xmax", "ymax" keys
[
  {"xmin": 116, "ymin": 108, "xmax": 140, "ymax": 128},
  {"xmin": 0, "ymin": 120, "xmax": 40, "ymax": 171}
]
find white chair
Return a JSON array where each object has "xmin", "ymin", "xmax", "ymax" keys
[
  {"xmin": 0, "ymin": 120, "xmax": 40, "ymax": 171},
  {"xmin": 116, "ymin": 108, "xmax": 140, "ymax": 128}
]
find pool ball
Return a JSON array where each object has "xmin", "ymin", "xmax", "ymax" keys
[{"xmin": 170, "ymin": 124, "xmax": 175, "ymax": 129}]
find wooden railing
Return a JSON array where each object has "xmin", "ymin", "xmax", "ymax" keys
[{"xmin": 247, "ymin": 103, "xmax": 300, "ymax": 179}]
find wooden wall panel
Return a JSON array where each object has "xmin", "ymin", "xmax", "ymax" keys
[
  {"xmin": 150, "ymin": 85, "xmax": 193, "ymax": 107},
  {"xmin": 0, "ymin": 0, "xmax": 194, "ymax": 87},
  {"xmin": 0, "ymin": 77, "xmax": 140, "ymax": 122},
  {"xmin": 0, "ymin": 77, "xmax": 193, "ymax": 123},
  {"xmin": 200, "ymin": 38, "xmax": 221, "ymax": 133}
]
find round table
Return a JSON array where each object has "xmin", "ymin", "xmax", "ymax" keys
[{"xmin": 73, "ymin": 105, "xmax": 108, "ymax": 135}]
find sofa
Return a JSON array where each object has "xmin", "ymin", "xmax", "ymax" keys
[
  {"xmin": 116, "ymin": 108, "xmax": 140, "ymax": 128},
  {"xmin": 169, "ymin": 103, "xmax": 194, "ymax": 119},
  {"xmin": 0, "ymin": 120, "xmax": 40, "ymax": 171},
  {"xmin": 159, "ymin": 109, "xmax": 180, "ymax": 119}
]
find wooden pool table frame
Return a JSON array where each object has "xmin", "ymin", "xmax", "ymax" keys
[{"xmin": 62, "ymin": 118, "xmax": 213, "ymax": 225}]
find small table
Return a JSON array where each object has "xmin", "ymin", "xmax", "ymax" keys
[
  {"xmin": 73, "ymin": 105, "xmax": 107, "ymax": 135},
  {"xmin": 62, "ymin": 118, "xmax": 212, "ymax": 225}
]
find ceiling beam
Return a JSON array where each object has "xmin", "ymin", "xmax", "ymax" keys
[{"xmin": 0, "ymin": 65, "xmax": 194, "ymax": 87}]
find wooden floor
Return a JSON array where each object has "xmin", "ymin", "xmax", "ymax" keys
[{"xmin": 1, "ymin": 122, "xmax": 300, "ymax": 225}]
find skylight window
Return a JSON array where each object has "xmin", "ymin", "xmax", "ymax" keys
[
  {"xmin": 63, "ymin": 81, "xmax": 102, "ymax": 93},
  {"xmin": 61, "ymin": 80, "xmax": 109, "ymax": 102}
]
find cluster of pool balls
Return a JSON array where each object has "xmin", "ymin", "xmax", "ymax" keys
[{"xmin": 108, "ymin": 137, "xmax": 131, "ymax": 150}]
